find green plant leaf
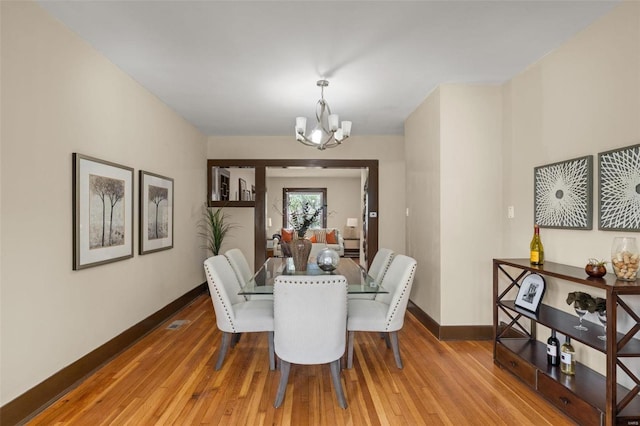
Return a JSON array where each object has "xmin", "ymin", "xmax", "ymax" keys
[{"xmin": 198, "ymin": 204, "xmax": 237, "ymax": 256}]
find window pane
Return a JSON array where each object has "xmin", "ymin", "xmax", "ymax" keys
[{"xmin": 284, "ymin": 188, "xmax": 326, "ymax": 229}]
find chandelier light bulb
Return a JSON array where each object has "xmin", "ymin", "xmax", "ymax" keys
[
  {"xmin": 328, "ymin": 114, "xmax": 339, "ymax": 131},
  {"xmin": 342, "ymin": 121, "xmax": 352, "ymax": 137},
  {"xmin": 310, "ymin": 127, "xmax": 323, "ymax": 144},
  {"xmin": 295, "ymin": 117, "xmax": 307, "ymax": 135}
]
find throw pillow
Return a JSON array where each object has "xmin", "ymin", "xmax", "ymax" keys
[
  {"xmin": 309, "ymin": 234, "xmax": 317, "ymax": 243},
  {"xmin": 313, "ymin": 229, "xmax": 327, "ymax": 243},
  {"xmin": 281, "ymin": 228, "xmax": 293, "ymax": 243},
  {"xmin": 326, "ymin": 229, "xmax": 337, "ymax": 244}
]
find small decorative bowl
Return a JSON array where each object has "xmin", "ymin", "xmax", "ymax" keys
[{"xmin": 585, "ymin": 263, "xmax": 607, "ymax": 278}]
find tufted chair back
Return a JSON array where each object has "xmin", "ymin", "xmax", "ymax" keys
[
  {"xmin": 273, "ymin": 275, "xmax": 348, "ymax": 365},
  {"xmin": 375, "ymin": 254, "xmax": 418, "ymax": 331},
  {"xmin": 367, "ymin": 248, "xmax": 395, "ymax": 283},
  {"xmin": 204, "ymin": 255, "xmax": 247, "ymax": 333},
  {"xmin": 225, "ymin": 248, "xmax": 253, "ymax": 285}
]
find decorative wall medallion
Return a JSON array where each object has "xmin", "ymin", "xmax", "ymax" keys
[
  {"xmin": 534, "ymin": 155, "xmax": 593, "ymax": 229},
  {"xmin": 598, "ymin": 144, "xmax": 640, "ymax": 231}
]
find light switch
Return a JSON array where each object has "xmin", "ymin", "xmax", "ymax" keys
[{"xmin": 507, "ymin": 206, "xmax": 515, "ymax": 219}]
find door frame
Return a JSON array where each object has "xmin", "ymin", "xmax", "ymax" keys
[{"xmin": 206, "ymin": 159, "xmax": 379, "ymax": 269}]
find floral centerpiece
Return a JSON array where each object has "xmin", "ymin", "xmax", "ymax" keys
[
  {"xmin": 286, "ymin": 202, "xmax": 322, "ymax": 271},
  {"xmin": 289, "ymin": 202, "xmax": 322, "ymax": 238}
]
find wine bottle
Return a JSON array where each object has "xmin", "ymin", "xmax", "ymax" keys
[
  {"xmin": 560, "ymin": 336, "xmax": 576, "ymax": 375},
  {"xmin": 547, "ymin": 330, "xmax": 560, "ymax": 366},
  {"xmin": 530, "ymin": 224, "xmax": 544, "ymax": 265}
]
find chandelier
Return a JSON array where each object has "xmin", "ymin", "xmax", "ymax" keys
[{"xmin": 295, "ymin": 80, "xmax": 352, "ymax": 150}]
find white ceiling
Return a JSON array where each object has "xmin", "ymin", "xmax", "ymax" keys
[{"xmin": 37, "ymin": 1, "xmax": 618, "ymax": 137}]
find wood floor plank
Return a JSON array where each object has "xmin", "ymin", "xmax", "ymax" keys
[{"xmin": 27, "ymin": 294, "xmax": 574, "ymax": 425}]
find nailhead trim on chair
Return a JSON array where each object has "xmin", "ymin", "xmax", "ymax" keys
[
  {"xmin": 379, "ymin": 253, "xmax": 395, "ymax": 283},
  {"xmin": 222, "ymin": 254, "xmax": 248, "ymax": 301},
  {"xmin": 204, "ymin": 263, "xmax": 237, "ymax": 333},
  {"xmin": 385, "ymin": 263, "xmax": 417, "ymax": 331},
  {"xmin": 274, "ymin": 277, "xmax": 348, "ymax": 315}
]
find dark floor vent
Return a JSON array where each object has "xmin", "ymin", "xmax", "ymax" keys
[{"xmin": 166, "ymin": 320, "xmax": 189, "ymax": 330}]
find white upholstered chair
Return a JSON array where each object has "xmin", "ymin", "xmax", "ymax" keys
[
  {"xmin": 224, "ymin": 248, "xmax": 273, "ymax": 301},
  {"xmin": 347, "ymin": 254, "xmax": 417, "ymax": 369},
  {"xmin": 273, "ymin": 275, "xmax": 349, "ymax": 409},
  {"xmin": 225, "ymin": 248, "xmax": 253, "ymax": 284},
  {"xmin": 203, "ymin": 256, "xmax": 275, "ymax": 371},
  {"xmin": 367, "ymin": 248, "xmax": 395, "ymax": 283},
  {"xmin": 349, "ymin": 248, "xmax": 395, "ymax": 301}
]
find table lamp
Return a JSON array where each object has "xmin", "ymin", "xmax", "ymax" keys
[{"xmin": 346, "ymin": 218, "xmax": 358, "ymax": 238}]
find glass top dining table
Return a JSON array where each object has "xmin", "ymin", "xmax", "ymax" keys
[{"xmin": 239, "ymin": 257, "xmax": 387, "ymax": 295}]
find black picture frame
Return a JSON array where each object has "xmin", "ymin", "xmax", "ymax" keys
[
  {"xmin": 598, "ymin": 144, "xmax": 640, "ymax": 231},
  {"xmin": 515, "ymin": 273, "xmax": 546, "ymax": 313},
  {"xmin": 533, "ymin": 155, "xmax": 593, "ymax": 229},
  {"xmin": 139, "ymin": 170, "xmax": 174, "ymax": 255},
  {"xmin": 73, "ymin": 153, "xmax": 134, "ymax": 270}
]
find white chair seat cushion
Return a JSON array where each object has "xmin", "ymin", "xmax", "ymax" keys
[
  {"xmin": 347, "ymin": 300, "xmax": 391, "ymax": 332},
  {"xmin": 231, "ymin": 300, "xmax": 274, "ymax": 332}
]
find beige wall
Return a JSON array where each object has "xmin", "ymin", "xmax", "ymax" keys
[
  {"xmin": 207, "ymin": 135, "xmax": 407, "ymax": 263},
  {"xmin": 405, "ymin": 0, "xmax": 639, "ymax": 382},
  {"xmin": 1, "ymin": 2, "xmax": 207, "ymax": 405},
  {"xmin": 502, "ymin": 0, "xmax": 640, "ymax": 379},
  {"xmin": 405, "ymin": 85, "xmax": 502, "ymax": 326},
  {"xmin": 404, "ymin": 87, "xmax": 442, "ymax": 323}
]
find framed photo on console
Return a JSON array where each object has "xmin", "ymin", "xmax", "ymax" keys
[{"xmin": 515, "ymin": 273, "xmax": 546, "ymax": 313}]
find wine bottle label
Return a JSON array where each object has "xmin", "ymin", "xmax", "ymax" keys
[
  {"xmin": 531, "ymin": 251, "xmax": 539, "ymax": 262},
  {"xmin": 547, "ymin": 344, "xmax": 556, "ymax": 355},
  {"xmin": 561, "ymin": 352, "xmax": 573, "ymax": 364}
]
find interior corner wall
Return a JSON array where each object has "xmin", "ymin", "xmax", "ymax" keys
[
  {"xmin": 405, "ymin": 85, "xmax": 502, "ymax": 327},
  {"xmin": 207, "ymin": 135, "xmax": 407, "ymax": 260},
  {"xmin": 501, "ymin": 0, "xmax": 640, "ymax": 380},
  {"xmin": 0, "ymin": 2, "xmax": 207, "ymax": 406},
  {"xmin": 404, "ymin": 88, "xmax": 442, "ymax": 324},
  {"xmin": 439, "ymin": 85, "xmax": 502, "ymax": 326}
]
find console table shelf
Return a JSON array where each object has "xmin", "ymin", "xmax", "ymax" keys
[{"xmin": 493, "ymin": 259, "xmax": 640, "ymax": 426}]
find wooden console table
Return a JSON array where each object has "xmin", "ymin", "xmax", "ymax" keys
[{"xmin": 493, "ymin": 258, "xmax": 640, "ymax": 426}]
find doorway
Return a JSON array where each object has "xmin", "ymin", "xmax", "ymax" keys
[{"xmin": 206, "ymin": 159, "xmax": 378, "ymax": 269}]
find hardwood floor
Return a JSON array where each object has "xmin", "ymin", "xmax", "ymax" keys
[{"xmin": 28, "ymin": 294, "xmax": 573, "ymax": 425}]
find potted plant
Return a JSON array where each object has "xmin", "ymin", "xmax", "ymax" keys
[
  {"xmin": 200, "ymin": 205, "xmax": 236, "ymax": 256},
  {"xmin": 585, "ymin": 258, "xmax": 607, "ymax": 278}
]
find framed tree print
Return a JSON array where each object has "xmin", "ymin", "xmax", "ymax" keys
[
  {"xmin": 598, "ymin": 144, "xmax": 640, "ymax": 231},
  {"xmin": 139, "ymin": 170, "xmax": 174, "ymax": 254},
  {"xmin": 533, "ymin": 155, "xmax": 593, "ymax": 229},
  {"xmin": 73, "ymin": 153, "xmax": 134, "ymax": 270}
]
